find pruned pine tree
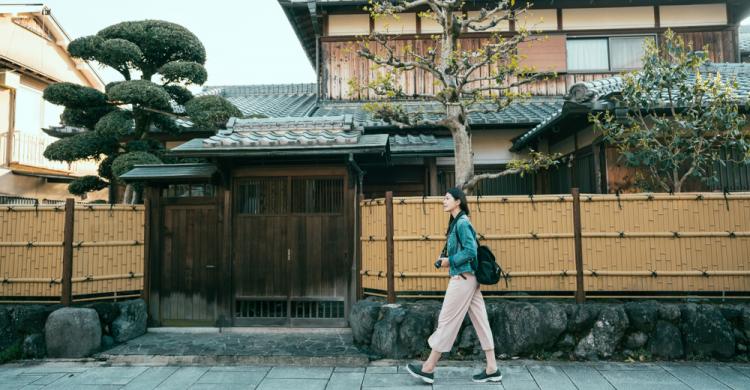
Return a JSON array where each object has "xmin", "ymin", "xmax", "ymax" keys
[{"xmin": 43, "ymin": 20, "xmax": 241, "ymax": 203}]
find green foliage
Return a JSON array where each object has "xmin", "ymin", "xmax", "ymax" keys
[
  {"xmin": 68, "ymin": 176, "xmax": 109, "ymax": 195},
  {"xmin": 43, "ymin": 82, "xmax": 108, "ymax": 109},
  {"xmin": 111, "ymin": 151, "xmax": 162, "ymax": 180},
  {"xmin": 98, "ymin": 38, "xmax": 144, "ymax": 73},
  {"xmin": 126, "ymin": 139, "xmax": 163, "ymax": 153},
  {"xmin": 590, "ymin": 30, "xmax": 750, "ymax": 192},
  {"xmin": 185, "ymin": 95, "xmax": 242, "ymax": 130},
  {"xmin": 107, "ymin": 80, "xmax": 172, "ymax": 111},
  {"xmin": 60, "ymin": 106, "xmax": 114, "ymax": 129},
  {"xmin": 42, "ymin": 19, "xmax": 237, "ymax": 197},
  {"xmin": 150, "ymin": 113, "xmax": 181, "ymax": 133},
  {"xmin": 67, "ymin": 35, "xmax": 105, "ymax": 60},
  {"xmin": 94, "ymin": 110, "xmax": 134, "ymax": 137},
  {"xmin": 163, "ymin": 85, "xmax": 193, "ymax": 105},
  {"xmin": 97, "ymin": 20, "xmax": 206, "ymax": 73},
  {"xmin": 43, "ymin": 131, "xmax": 119, "ymax": 163},
  {"xmin": 0, "ymin": 339, "xmax": 22, "ymax": 364},
  {"xmin": 159, "ymin": 61, "xmax": 207, "ymax": 85}
]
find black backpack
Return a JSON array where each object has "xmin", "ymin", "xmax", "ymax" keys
[{"xmin": 454, "ymin": 221, "xmax": 506, "ymax": 286}]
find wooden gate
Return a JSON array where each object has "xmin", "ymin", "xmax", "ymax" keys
[
  {"xmin": 232, "ymin": 167, "xmax": 351, "ymax": 326},
  {"xmin": 158, "ymin": 196, "xmax": 223, "ymax": 326}
]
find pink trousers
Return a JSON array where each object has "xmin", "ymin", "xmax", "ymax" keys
[{"xmin": 428, "ymin": 273, "xmax": 495, "ymax": 353}]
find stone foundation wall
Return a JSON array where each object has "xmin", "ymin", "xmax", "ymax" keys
[
  {"xmin": 351, "ymin": 298, "xmax": 750, "ymax": 361},
  {"xmin": 0, "ymin": 298, "xmax": 147, "ymax": 361}
]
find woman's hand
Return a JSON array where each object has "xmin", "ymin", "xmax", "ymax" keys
[{"xmin": 438, "ymin": 257, "xmax": 450, "ymax": 268}]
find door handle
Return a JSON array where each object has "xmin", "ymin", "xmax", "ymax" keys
[{"xmin": 205, "ymin": 265, "xmax": 216, "ymax": 270}]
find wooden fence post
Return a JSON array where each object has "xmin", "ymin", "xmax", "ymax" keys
[
  {"xmin": 571, "ymin": 188, "xmax": 586, "ymax": 304},
  {"xmin": 385, "ymin": 191, "xmax": 396, "ymax": 303},
  {"xmin": 357, "ymin": 193, "xmax": 365, "ymax": 300},
  {"xmin": 61, "ymin": 198, "xmax": 74, "ymax": 306}
]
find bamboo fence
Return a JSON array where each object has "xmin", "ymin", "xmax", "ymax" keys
[
  {"xmin": 0, "ymin": 200, "xmax": 144, "ymax": 303},
  {"xmin": 360, "ymin": 191, "xmax": 750, "ymax": 299}
]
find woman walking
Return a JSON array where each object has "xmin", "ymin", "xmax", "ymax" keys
[{"xmin": 406, "ymin": 187, "xmax": 501, "ymax": 384}]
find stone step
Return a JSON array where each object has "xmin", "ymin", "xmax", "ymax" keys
[{"xmin": 94, "ymin": 328, "xmax": 369, "ymax": 367}]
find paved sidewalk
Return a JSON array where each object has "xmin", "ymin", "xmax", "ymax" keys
[{"xmin": 2, "ymin": 360, "xmax": 749, "ymax": 389}]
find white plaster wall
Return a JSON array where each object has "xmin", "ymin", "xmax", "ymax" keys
[
  {"xmin": 437, "ymin": 129, "xmax": 529, "ymax": 165},
  {"xmin": 0, "ymin": 168, "xmax": 108, "ymax": 201},
  {"xmin": 660, "ymin": 4, "xmax": 727, "ymax": 27},
  {"xmin": 518, "ymin": 9, "xmax": 558, "ymax": 31},
  {"xmin": 563, "ymin": 7, "xmax": 655, "ymax": 30},
  {"xmin": 374, "ymin": 13, "xmax": 417, "ymax": 34},
  {"xmin": 328, "ymin": 14, "xmax": 370, "ymax": 36}
]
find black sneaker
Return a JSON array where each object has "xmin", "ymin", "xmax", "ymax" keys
[
  {"xmin": 472, "ymin": 368, "xmax": 502, "ymax": 383},
  {"xmin": 406, "ymin": 363, "xmax": 434, "ymax": 384}
]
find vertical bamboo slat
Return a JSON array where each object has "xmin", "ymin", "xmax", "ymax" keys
[{"xmin": 360, "ymin": 193, "xmax": 750, "ymax": 295}]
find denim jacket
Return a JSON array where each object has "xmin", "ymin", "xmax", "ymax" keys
[{"xmin": 445, "ymin": 214, "xmax": 478, "ymax": 276}]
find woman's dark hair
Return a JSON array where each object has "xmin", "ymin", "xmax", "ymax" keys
[{"xmin": 446, "ymin": 187, "xmax": 470, "ymax": 234}]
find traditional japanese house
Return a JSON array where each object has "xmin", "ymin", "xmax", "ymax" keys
[{"xmin": 125, "ymin": 0, "xmax": 750, "ymax": 326}]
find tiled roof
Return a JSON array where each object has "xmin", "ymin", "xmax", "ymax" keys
[
  {"xmin": 389, "ymin": 134, "xmax": 454, "ymax": 156},
  {"xmin": 515, "ymin": 62, "xmax": 750, "ymax": 151},
  {"xmin": 120, "ymin": 163, "xmax": 217, "ymax": 182},
  {"xmin": 567, "ymin": 63, "xmax": 750, "ymax": 104},
  {"xmin": 201, "ymin": 84, "xmax": 317, "ymax": 118},
  {"xmin": 310, "ymin": 99, "xmax": 565, "ymax": 127},
  {"xmin": 171, "ymin": 115, "xmax": 389, "ymax": 157}
]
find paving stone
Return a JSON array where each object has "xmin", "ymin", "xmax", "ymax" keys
[
  {"xmin": 326, "ymin": 372, "xmax": 365, "ymax": 389},
  {"xmin": 155, "ymin": 367, "xmax": 210, "ymax": 390},
  {"xmin": 208, "ymin": 366, "xmax": 270, "ymax": 372},
  {"xmin": 560, "ymin": 365, "xmax": 615, "ymax": 390},
  {"xmin": 363, "ymin": 373, "xmax": 423, "ymax": 387},
  {"xmin": 266, "ymin": 366, "xmax": 333, "ymax": 379},
  {"xmin": 598, "ymin": 369, "xmax": 691, "ymax": 390},
  {"xmin": 0, "ymin": 374, "xmax": 44, "ymax": 390},
  {"xmin": 334, "ymin": 367, "xmax": 365, "ymax": 373},
  {"xmin": 527, "ymin": 365, "xmax": 576, "ymax": 390},
  {"xmin": 658, "ymin": 365, "xmax": 730, "ymax": 390},
  {"xmin": 121, "ymin": 366, "xmax": 179, "ymax": 390},
  {"xmin": 188, "ymin": 385, "xmax": 253, "ymax": 390},
  {"xmin": 366, "ymin": 366, "xmax": 398, "ymax": 374},
  {"xmin": 53, "ymin": 366, "xmax": 149, "ymax": 385},
  {"xmin": 29, "ymin": 373, "xmax": 68, "ymax": 385},
  {"xmin": 697, "ymin": 365, "xmax": 750, "ymax": 390},
  {"xmin": 196, "ymin": 370, "xmax": 267, "ymax": 385},
  {"xmin": 257, "ymin": 378, "xmax": 327, "ymax": 390}
]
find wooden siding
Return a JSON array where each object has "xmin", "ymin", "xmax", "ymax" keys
[
  {"xmin": 0, "ymin": 204, "xmax": 144, "ymax": 302},
  {"xmin": 360, "ymin": 193, "xmax": 750, "ymax": 296},
  {"xmin": 321, "ymin": 29, "xmax": 738, "ymax": 99}
]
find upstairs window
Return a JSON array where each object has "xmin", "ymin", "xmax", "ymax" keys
[{"xmin": 567, "ymin": 35, "xmax": 655, "ymax": 72}]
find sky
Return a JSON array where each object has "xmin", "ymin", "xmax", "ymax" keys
[
  {"xmin": 18, "ymin": 1, "xmax": 750, "ymax": 87},
  {"xmin": 41, "ymin": 0, "xmax": 316, "ymax": 87}
]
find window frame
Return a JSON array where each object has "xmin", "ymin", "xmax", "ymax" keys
[{"xmin": 565, "ymin": 34, "xmax": 657, "ymax": 73}]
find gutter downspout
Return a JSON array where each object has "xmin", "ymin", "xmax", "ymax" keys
[{"xmin": 307, "ymin": 0, "xmax": 322, "ymax": 104}]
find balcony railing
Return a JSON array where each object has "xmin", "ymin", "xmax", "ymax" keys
[{"xmin": 1, "ymin": 131, "xmax": 99, "ymax": 175}]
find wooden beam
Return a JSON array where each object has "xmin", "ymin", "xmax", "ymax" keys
[
  {"xmin": 571, "ymin": 188, "xmax": 586, "ymax": 304},
  {"xmin": 427, "ymin": 158, "xmax": 439, "ymax": 196},
  {"xmin": 385, "ymin": 191, "xmax": 396, "ymax": 303},
  {"xmin": 61, "ymin": 198, "xmax": 74, "ymax": 306}
]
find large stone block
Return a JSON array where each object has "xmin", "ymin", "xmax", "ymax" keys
[
  {"xmin": 650, "ymin": 321, "xmax": 684, "ymax": 359},
  {"xmin": 45, "ymin": 307, "xmax": 101, "ymax": 358},
  {"xmin": 111, "ymin": 299, "xmax": 147, "ymax": 343},
  {"xmin": 350, "ymin": 299, "xmax": 382, "ymax": 346},
  {"xmin": 574, "ymin": 306, "xmax": 629, "ymax": 360},
  {"xmin": 681, "ymin": 304, "xmax": 735, "ymax": 359}
]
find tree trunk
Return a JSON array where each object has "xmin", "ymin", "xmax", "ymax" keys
[
  {"xmin": 446, "ymin": 104, "xmax": 474, "ymax": 193},
  {"xmin": 123, "ymin": 184, "xmax": 133, "ymax": 204}
]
